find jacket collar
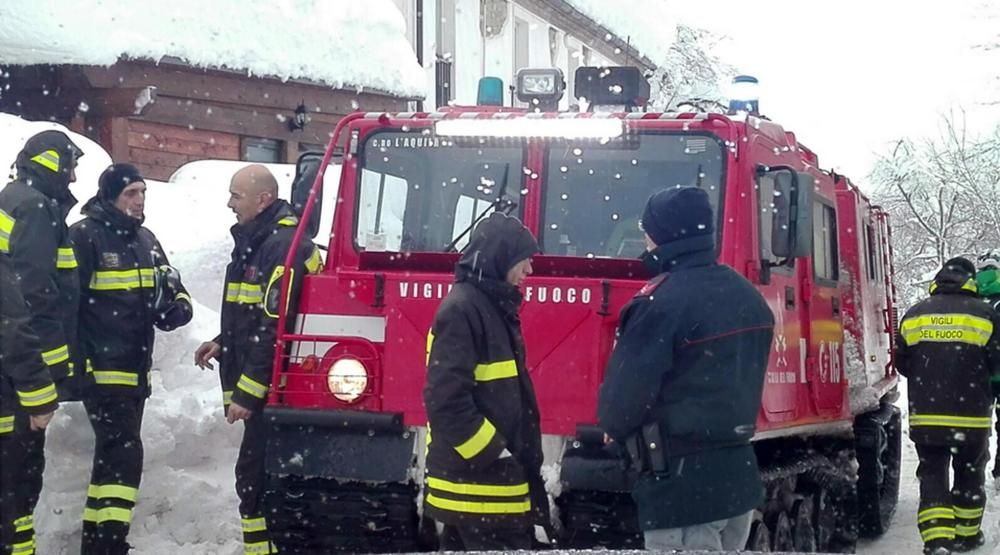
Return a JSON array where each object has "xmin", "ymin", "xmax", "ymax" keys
[
  {"xmin": 231, "ymin": 200, "xmax": 298, "ymax": 249},
  {"xmin": 640, "ymin": 234, "xmax": 717, "ymax": 275},
  {"xmin": 81, "ymin": 197, "xmax": 142, "ymax": 235}
]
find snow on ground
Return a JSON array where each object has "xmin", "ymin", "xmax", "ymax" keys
[{"xmin": 0, "ymin": 0, "xmax": 424, "ymax": 97}]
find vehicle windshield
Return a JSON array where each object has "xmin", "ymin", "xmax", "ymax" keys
[
  {"xmin": 542, "ymin": 133, "xmax": 724, "ymax": 259},
  {"xmin": 356, "ymin": 131, "xmax": 524, "ymax": 252}
]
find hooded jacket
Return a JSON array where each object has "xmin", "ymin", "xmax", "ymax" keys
[
  {"xmin": 896, "ymin": 263, "xmax": 1000, "ymax": 446},
  {"xmin": 976, "ymin": 265, "xmax": 1000, "ymax": 312},
  {"xmin": 422, "ymin": 212, "xmax": 548, "ymax": 528},
  {"xmin": 68, "ymin": 198, "xmax": 193, "ymax": 398},
  {"xmin": 1, "ymin": 252, "xmax": 57, "ymax": 435},
  {"xmin": 217, "ymin": 200, "xmax": 322, "ymax": 412},
  {"xmin": 0, "ymin": 131, "xmax": 83, "ymax": 389},
  {"xmin": 598, "ymin": 188, "xmax": 775, "ymax": 531}
]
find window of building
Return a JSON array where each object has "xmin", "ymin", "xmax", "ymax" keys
[
  {"xmin": 514, "ymin": 18, "xmax": 529, "ymax": 77},
  {"xmin": 813, "ymin": 202, "xmax": 839, "ymax": 282},
  {"xmin": 435, "ymin": 0, "xmax": 456, "ymax": 108},
  {"xmin": 242, "ymin": 137, "xmax": 282, "ymax": 163}
]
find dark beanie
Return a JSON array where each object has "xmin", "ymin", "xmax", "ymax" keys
[
  {"xmin": 942, "ymin": 256, "xmax": 976, "ymax": 278},
  {"xmin": 640, "ymin": 187, "xmax": 714, "ymax": 246},
  {"xmin": 98, "ymin": 163, "xmax": 144, "ymax": 202}
]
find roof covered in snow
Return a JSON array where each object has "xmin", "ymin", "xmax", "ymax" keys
[
  {"xmin": 562, "ymin": 0, "xmax": 678, "ymax": 63},
  {"xmin": 0, "ymin": 0, "xmax": 425, "ymax": 98}
]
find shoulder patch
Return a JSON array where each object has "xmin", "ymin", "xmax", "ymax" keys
[{"xmin": 636, "ymin": 273, "xmax": 669, "ymax": 298}]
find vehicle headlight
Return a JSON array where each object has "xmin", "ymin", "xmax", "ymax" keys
[{"xmin": 327, "ymin": 358, "xmax": 369, "ymax": 402}]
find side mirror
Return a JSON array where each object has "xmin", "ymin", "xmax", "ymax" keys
[{"xmin": 290, "ymin": 151, "xmax": 324, "ymax": 239}]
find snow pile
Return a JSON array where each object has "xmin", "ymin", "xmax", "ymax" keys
[
  {"xmin": 562, "ymin": 0, "xmax": 678, "ymax": 62},
  {"xmin": 0, "ymin": 0, "xmax": 424, "ymax": 97}
]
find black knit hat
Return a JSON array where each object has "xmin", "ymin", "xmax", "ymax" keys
[
  {"xmin": 640, "ymin": 187, "xmax": 714, "ymax": 246},
  {"xmin": 942, "ymin": 256, "xmax": 976, "ymax": 278},
  {"xmin": 98, "ymin": 163, "xmax": 144, "ymax": 202}
]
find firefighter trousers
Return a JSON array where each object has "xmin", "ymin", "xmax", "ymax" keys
[
  {"xmin": 992, "ymin": 383, "xmax": 1000, "ymax": 478},
  {"xmin": 914, "ymin": 440, "xmax": 988, "ymax": 551},
  {"xmin": 236, "ymin": 413, "xmax": 276, "ymax": 554},
  {"xmin": 81, "ymin": 397, "xmax": 145, "ymax": 555},
  {"xmin": 438, "ymin": 523, "xmax": 533, "ymax": 551},
  {"xmin": 0, "ymin": 420, "xmax": 45, "ymax": 555}
]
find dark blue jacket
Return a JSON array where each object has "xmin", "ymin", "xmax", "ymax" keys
[{"xmin": 598, "ymin": 233, "xmax": 774, "ymax": 530}]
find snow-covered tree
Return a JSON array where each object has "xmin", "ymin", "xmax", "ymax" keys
[
  {"xmin": 870, "ymin": 112, "xmax": 1000, "ymax": 305},
  {"xmin": 647, "ymin": 24, "xmax": 733, "ymax": 112}
]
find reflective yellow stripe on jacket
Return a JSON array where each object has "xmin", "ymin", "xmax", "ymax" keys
[
  {"xmin": 92, "ymin": 370, "xmax": 139, "ymax": 387},
  {"xmin": 909, "ymin": 414, "xmax": 992, "ymax": 429},
  {"xmin": 0, "ymin": 207, "xmax": 14, "ymax": 253},
  {"xmin": 0, "ymin": 415, "xmax": 13, "ymax": 435},
  {"xmin": 41, "ymin": 344, "xmax": 69, "ymax": 367},
  {"xmin": 454, "ymin": 418, "xmax": 497, "ymax": 459},
  {"xmin": 16, "ymin": 384, "xmax": 57, "ymax": 407},
  {"xmin": 90, "ymin": 268, "xmax": 155, "ymax": 291},
  {"xmin": 236, "ymin": 374, "xmax": 268, "ymax": 399},
  {"xmin": 225, "ymin": 282, "xmax": 263, "ymax": 304},
  {"xmin": 900, "ymin": 313, "xmax": 994, "ymax": 347},
  {"xmin": 29, "ymin": 149, "xmax": 60, "ymax": 172},
  {"xmin": 474, "ymin": 360, "xmax": 518, "ymax": 381},
  {"xmin": 56, "ymin": 247, "xmax": 77, "ymax": 269}
]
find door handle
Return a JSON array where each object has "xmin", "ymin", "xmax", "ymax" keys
[{"xmin": 784, "ymin": 286, "xmax": 795, "ymax": 310}]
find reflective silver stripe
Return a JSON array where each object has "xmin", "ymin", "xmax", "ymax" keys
[
  {"xmin": 92, "ymin": 370, "xmax": 139, "ymax": 386},
  {"xmin": 90, "ymin": 268, "xmax": 155, "ymax": 290},
  {"xmin": 0, "ymin": 207, "xmax": 14, "ymax": 253},
  {"xmin": 41, "ymin": 344, "xmax": 69, "ymax": 366},
  {"xmin": 225, "ymin": 282, "xmax": 264, "ymax": 304},
  {"xmin": 0, "ymin": 416, "xmax": 13, "ymax": 434},
  {"xmin": 236, "ymin": 374, "xmax": 268, "ymax": 399},
  {"xmin": 17, "ymin": 384, "xmax": 57, "ymax": 407},
  {"xmin": 56, "ymin": 247, "xmax": 77, "ymax": 269}
]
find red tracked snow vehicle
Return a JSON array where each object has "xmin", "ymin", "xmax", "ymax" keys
[{"xmin": 264, "ymin": 67, "xmax": 901, "ymax": 553}]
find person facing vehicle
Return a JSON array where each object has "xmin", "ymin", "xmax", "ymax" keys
[
  {"xmin": 0, "ymin": 129, "xmax": 83, "ymax": 552},
  {"xmin": 597, "ymin": 186, "xmax": 775, "ymax": 552},
  {"xmin": 896, "ymin": 257, "xmax": 1000, "ymax": 555},
  {"xmin": 69, "ymin": 163, "xmax": 193, "ymax": 554},
  {"xmin": 976, "ymin": 252, "xmax": 1000, "ymax": 483},
  {"xmin": 422, "ymin": 212, "xmax": 549, "ymax": 551},
  {"xmin": 194, "ymin": 164, "xmax": 322, "ymax": 554}
]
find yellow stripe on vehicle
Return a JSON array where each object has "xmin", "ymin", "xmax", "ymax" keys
[
  {"xmin": 0, "ymin": 208, "xmax": 14, "ymax": 253},
  {"xmin": 92, "ymin": 370, "xmax": 139, "ymax": 387},
  {"xmin": 41, "ymin": 344, "xmax": 69, "ymax": 366},
  {"xmin": 427, "ymin": 477, "xmax": 529, "ymax": 497},
  {"xmin": 17, "ymin": 383, "xmax": 57, "ymax": 407},
  {"xmin": 454, "ymin": 418, "xmax": 496, "ymax": 460},
  {"xmin": 425, "ymin": 493, "xmax": 530, "ymax": 514},
  {"xmin": 83, "ymin": 506, "xmax": 133, "ymax": 524},
  {"xmin": 225, "ymin": 282, "xmax": 264, "ymax": 304},
  {"xmin": 909, "ymin": 414, "xmax": 992, "ymax": 429},
  {"xmin": 56, "ymin": 247, "xmax": 77, "ymax": 269},
  {"xmin": 236, "ymin": 374, "xmax": 268, "ymax": 399},
  {"xmin": 901, "ymin": 313, "xmax": 993, "ymax": 347},
  {"xmin": 29, "ymin": 149, "xmax": 60, "ymax": 172},
  {"xmin": 241, "ymin": 516, "xmax": 268, "ymax": 533},
  {"xmin": 0, "ymin": 415, "xmax": 14, "ymax": 435},
  {"xmin": 474, "ymin": 360, "xmax": 518, "ymax": 382}
]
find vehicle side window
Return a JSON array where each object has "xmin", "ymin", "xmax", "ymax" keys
[
  {"xmin": 357, "ymin": 169, "xmax": 408, "ymax": 252},
  {"xmin": 757, "ymin": 172, "xmax": 792, "ymax": 268},
  {"xmin": 813, "ymin": 202, "xmax": 839, "ymax": 281}
]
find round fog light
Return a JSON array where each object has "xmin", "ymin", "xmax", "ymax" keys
[{"xmin": 327, "ymin": 358, "xmax": 369, "ymax": 402}]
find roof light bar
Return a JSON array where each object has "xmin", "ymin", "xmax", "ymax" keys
[{"xmin": 434, "ymin": 118, "xmax": 623, "ymax": 139}]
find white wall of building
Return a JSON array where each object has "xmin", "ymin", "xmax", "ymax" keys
[{"xmin": 392, "ymin": 0, "xmax": 621, "ymax": 110}]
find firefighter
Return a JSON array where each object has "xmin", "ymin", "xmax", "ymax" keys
[
  {"xmin": 422, "ymin": 212, "xmax": 549, "ymax": 550},
  {"xmin": 194, "ymin": 165, "xmax": 321, "ymax": 554},
  {"xmin": 975, "ymin": 252, "xmax": 1000, "ymax": 481},
  {"xmin": 597, "ymin": 187, "xmax": 775, "ymax": 551},
  {"xmin": 0, "ymin": 130, "xmax": 83, "ymax": 551},
  {"xmin": 68, "ymin": 163, "xmax": 193, "ymax": 554},
  {"xmin": 896, "ymin": 257, "xmax": 1000, "ymax": 555},
  {"xmin": 0, "ymin": 253, "xmax": 58, "ymax": 555}
]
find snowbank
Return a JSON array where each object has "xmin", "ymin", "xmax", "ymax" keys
[{"xmin": 0, "ymin": 0, "xmax": 424, "ymax": 97}]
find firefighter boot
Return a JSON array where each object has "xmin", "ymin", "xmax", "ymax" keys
[
  {"xmin": 923, "ymin": 544, "xmax": 951, "ymax": 555},
  {"xmin": 952, "ymin": 531, "xmax": 985, "ymax": 553}
]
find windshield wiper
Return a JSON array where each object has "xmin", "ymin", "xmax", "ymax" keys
[{"xmin": 444, "ymin": 164, "xmax": 513, "ymax": 253}]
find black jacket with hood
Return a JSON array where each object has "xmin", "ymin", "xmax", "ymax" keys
[
  {"xmin": 896, "ymin": 260, "xmax": 1000, "ymax": 446},
  {"xmin": 69, "ymin": 198, "xmax": 193, "ymax": 398},
  {"xmin": 217, "ymin": 200, "xmax": 322, "ymax": 412},
  {"xmin": 598, "ymin": 188, "xmax": 775, "ymax": 531},
  {"xmin": 0, "ymin": 130, "xmax": 82, "ymax": 391},
  {"xmin": 1, "ymin": 252, "xmax": 58, "ymax": 435},
  {"xmin": 422, "ymin": 212, "xmax": 549, "ymax": 528}
]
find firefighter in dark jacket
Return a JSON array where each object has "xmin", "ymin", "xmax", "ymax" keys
[
  {"xmin": 0, "ymin": 253, "xmax": 58, "ymax": 555},
  {"xmin": 0, "ymin": 130, "xmax": 83, "ymax": 552},
  {"xmin": 194, "ymin": 165, "xmax": 321, "ymax": 554},
  {"xmin": 896, "ymin": 257, "xmax": 1000, "ymax": 555},
  {"xmin": 68, "ymin": 163, "xmax": 193, "ymax": 554},
  {"xmin": 422, "ymin": 212, "xmax": 548, "ymax": 551},
  {"xmin": 598, "ymin": 187, "xmax": 775, "ymax": 552}
]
